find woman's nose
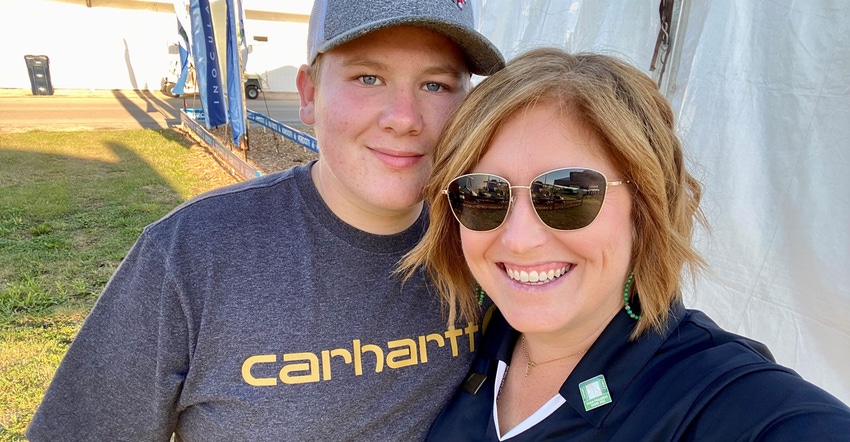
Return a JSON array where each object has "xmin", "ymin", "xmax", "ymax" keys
[{"xmin": 499, "ymin": 191, "xmax": 549, "ymax": 254}]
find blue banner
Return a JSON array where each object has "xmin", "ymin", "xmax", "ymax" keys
[
  {"xmin": 189, "ymin": 0, "xmax": 226, "ymax": 128},
  {"xmin": 226, "ymin": 0, "xmax": 246, "ymax": 146},
  {"xmin": 246, "ymin": 110, "xmax": 319, "ymax": 153},
  {"xmin": 173, "ymin": 17, "xmax": 191, "ymax": 95}
]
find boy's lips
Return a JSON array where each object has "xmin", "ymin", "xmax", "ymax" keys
[{"xmin": 371, "ymin": 147, "xmax": 425, "ymax": 169}]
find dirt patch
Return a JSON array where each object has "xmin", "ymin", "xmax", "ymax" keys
[
  {"xmin": 207, "ymin": 125, "xmax": 319, "ymax": 175},
  {"xmin": 175, "ymin": 122, "xmax": 318, "ymax": 178}
]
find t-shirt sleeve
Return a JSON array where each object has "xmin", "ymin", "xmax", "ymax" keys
[{"xmin": 27, "ymin": 230, "xmax": 190, "ymax": 441}]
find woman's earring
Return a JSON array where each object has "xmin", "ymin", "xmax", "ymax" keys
[
  {"xmin": 623, "ymin": 272, "xmax": 641, "ymax": 321},
  {"xmin": 474, "ymin": 282, "xmax": 486, "ymax": 306}
]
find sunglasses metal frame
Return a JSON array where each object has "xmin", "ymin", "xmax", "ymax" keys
[{"xmin": 442, "ymin": 167, "xmax": 629, "ymax": 232}]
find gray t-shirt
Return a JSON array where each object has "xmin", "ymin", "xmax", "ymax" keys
[{"xmin": 28, "ymin": 162, "xmax": 480, "ymax": 441}]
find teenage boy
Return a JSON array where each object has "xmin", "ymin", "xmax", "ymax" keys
[{"xmin": 27, "ymin": 0, "xmax": 503, "ymax": 440}]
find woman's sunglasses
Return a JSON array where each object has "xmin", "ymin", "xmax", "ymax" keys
[{"xmin": 442, "ymin": 168, "xmax": 628, "ymax": 232}]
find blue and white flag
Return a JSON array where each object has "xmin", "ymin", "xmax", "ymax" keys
[
  {"xmin": 172, "ymin": 17, "xmax": 191, "ymax": 96},
  {"xmin": 173, "ymin": 0, "xmax": 192, "ymax": 45},
  {"xmin": 189, "ymin": 0, "xmax": 226, "ymax": 128},
  {"xmin": 237, "ymin": 0, "xmax": 248, "ymax": 69},
  {"xmin": 226, "ymin": 0, "xmax": 246, "ymax": 146}
]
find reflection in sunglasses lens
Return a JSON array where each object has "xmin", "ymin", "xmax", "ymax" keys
[
  {"xmin": 448, "ymin": 175, "xmax": 510, "ymax": 231},
  {"xmin": 534, "ymin": 169, "xmax": 606, "ymax": 231},
  {"xmin": 447, "ymin": 169, "xmax": 608, "ymax": 231}
]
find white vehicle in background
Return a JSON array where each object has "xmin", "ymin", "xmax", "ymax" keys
[
  {"xmin": 243, "ymin": 73, "xmax": 262, "ymax": 99},
  {"xmin": 161, "ymin": 62, "xmax": 262, "ymax": 100}
]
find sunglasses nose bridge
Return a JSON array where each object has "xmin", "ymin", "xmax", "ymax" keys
[
  {"xmin": 498, "ymin": 184, "xmax": 551, "ymax": 252},
  {"xmin": 509, "ymin": 185, "xmax": 533, "ymax": 208},
  {"xmin": 504, "ymin": 185, "xmax": 537, "ymax": 224}
]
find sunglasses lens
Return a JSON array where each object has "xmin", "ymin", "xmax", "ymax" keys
[
  {"xmin": 446, "ymin": 174, "xmax": 510, "ymax": 231},
  {"xmin": 532, "ymin": 169, "xmax": 607, "ymax": 230}
]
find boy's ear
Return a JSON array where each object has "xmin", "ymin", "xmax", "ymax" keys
[{"xmin": 296, "ymin": 64, "xmax": 316, "ymax": 125}]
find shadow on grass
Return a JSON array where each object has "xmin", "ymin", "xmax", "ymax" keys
[
  {"xmin": 0, "ymin": 135, "xmax": 187, "ymax": 320},
  {"xmin": 110, "ymin": 89, "xmax": 185, "ymax": 130},
  {"xmin": 0, "ymin": 132, "xmax": 196, "ymax": 437}
]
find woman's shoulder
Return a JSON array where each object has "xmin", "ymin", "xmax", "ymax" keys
[
  {"xmin": 675, "ymin": 308, "xmax": 776, "ymax": 361},
  {"xmin": 657, "ymin": 309, "xmax": 850, "ymax": 439},
  {"xmin": 660, "ymin": 309, "xmax": 805, "ymax": 390}
]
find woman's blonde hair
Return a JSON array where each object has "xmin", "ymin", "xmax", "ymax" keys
[{"xmin": 400, "ymin": 47, "xmax": 706, "ymax": 338}]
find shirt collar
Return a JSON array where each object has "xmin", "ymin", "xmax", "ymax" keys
[
  {"xmin": 477, "ymin": 299, "xmax": 688, "ymax": 428},
  {"xmin": 561, "ymin": 301, "xmax": 687, "ymax": 427}
]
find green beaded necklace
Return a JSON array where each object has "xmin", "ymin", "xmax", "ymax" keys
[{"xmin": 623, "ymin": 272, "xmax": 640, "ymax": 321}]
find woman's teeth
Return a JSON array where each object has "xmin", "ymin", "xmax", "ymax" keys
[{"xmin": 506, "ymin": 266, "xmax": 570, "ymax": 284}]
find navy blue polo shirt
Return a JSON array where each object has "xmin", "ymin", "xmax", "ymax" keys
[{"xmin": 428, "ymin": 302, "xmax": 850, "ymax": 441}]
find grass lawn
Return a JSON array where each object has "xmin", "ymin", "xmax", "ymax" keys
[{"xmin": 0, "ymin": 129, "xmax": 236, "ymax": 439}]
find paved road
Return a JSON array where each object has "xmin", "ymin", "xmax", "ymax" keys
[{"xmin": 0, "ymin": 89, "xmax": 302, "ymax": 133}]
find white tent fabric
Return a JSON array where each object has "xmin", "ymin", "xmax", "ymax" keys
[{"xmin": 476, "ymin": 0, "xmax": 850, "ymax": 405}]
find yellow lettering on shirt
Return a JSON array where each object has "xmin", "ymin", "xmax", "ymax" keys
[
  {"xmin": 321, "ymin": 349, "xmax": 353, "ymax": 381},
  {"xmin": 386, "ymin": 338, "xmax": 417, "ymax": 369},
  {"xmin": 242, "ymin": 354, "xmax": 277, "ymax": 386},
  {"xmin": 353, "ymin": 340, "xmax": 384, "ymax": 375},
  {"xmin": 240, "ymin": 322, "xmax": 479, "ymax": 386},
  {"xmin": 280, "ymin": 352, "xmax": 320, "ymax": 384},
  {"xmin": 464, "ymin": 323, "xmax": 479, "ymax": 353},
  {"xmin": 418, "ymin": 333, "xmax": 446, "ymax": 363},
  {"xmin": 444, "ymin": 326, "xmax": 463, "ymax": 357}
]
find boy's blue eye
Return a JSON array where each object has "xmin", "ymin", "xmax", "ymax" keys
[
  {"xmin": 361, "ymin": 75, "xmax": 378, "ymax": 85},
  {"xmin": 425, "ymin": 82, "xmax": 443, "ymax": 92}
]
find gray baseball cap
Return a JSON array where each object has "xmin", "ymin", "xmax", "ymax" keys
[{"xmin": 307, "ymin": 0, "xmax": 505, "ymax": 76}]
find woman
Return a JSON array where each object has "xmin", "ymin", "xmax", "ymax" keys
[{"xmin": 400, "ymin": 47, "xmax": 850, "ymax": 440}]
